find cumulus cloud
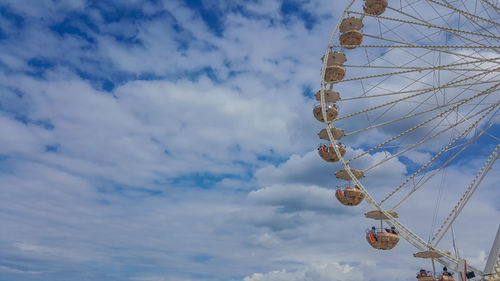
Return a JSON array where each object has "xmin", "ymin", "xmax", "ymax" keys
[{"xmin": 249, "ymin": 184, "xmax": 350, "ymax": 214}]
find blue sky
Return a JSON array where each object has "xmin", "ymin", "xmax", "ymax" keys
[{"xmin": 0, "ymin": 1, "xmax": 499, "ymax": 281}]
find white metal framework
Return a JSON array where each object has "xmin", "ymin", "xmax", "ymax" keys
[{"xmin": 318, "ymin": 0, "xmax": 500, "ymax": 278}]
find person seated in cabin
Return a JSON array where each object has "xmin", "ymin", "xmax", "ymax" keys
[
  {"xmin": 442, "ymin": 267, "xmax": 453, "ymax": 276},
  {"xmin": 390, "ymin": 226, "xmax": 398, "ymax": 235},
  {"xmin": 354, "ymin": 185, "xmax": 360, "ymax": 189},
  {"xmin": 369, "ymin": 226, "xmax": 377, "ymax": 241},
  {"xmin": 417, "ymin": 269, "xmax": 427, "ymax": 277},
  {"xmin": 326, "ymin": 104, "xmax": 337, "ymax": 112}
]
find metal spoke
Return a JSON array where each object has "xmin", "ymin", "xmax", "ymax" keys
[
  {"xmin": 346, "ymin": 10, "xmax": 500, "ymax": 39},
  {"xmin": 332, "ymin": 45, "xmax": 500, "ymax": 49},
  {"xmin": 362, "ymin": 105, "xmax": 495, "ymax": 172},
  {"xmin": 339, "ymin": 79, "xmax": 500, "ymax": 101},
  {"xmin": 388, "ymin": 107, "xmax": 499, "ymax": 210},
  {"xmin": 428, "ymin": 0, "xmax": 499, "ymax": 27},
  {"xmin": 378, "ymin": 97, "xmax": 499, "ymax": 205},
  {"xmin": 432, "ymin": 143, "xmax": 499, "ymax": 246},
  {"xmin": 336, "ymin": 70, "xmax": 497, "ymax": 121}
]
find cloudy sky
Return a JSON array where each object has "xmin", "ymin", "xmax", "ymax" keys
[{"xmin": 0, "ymin": 0, "xmax": 499, "ymax": 281}]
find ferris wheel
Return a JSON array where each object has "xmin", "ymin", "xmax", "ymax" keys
[{"xmin": 315, "ymin": 0, "xmax": 500, "ymax": 280}]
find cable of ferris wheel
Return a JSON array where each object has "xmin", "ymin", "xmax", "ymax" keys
[
  {"xmin": 446, "ymin": 0, "xmax": 500, "ymax": 38},
  {"xmin": 334, "ymin": 61, "xmax": 467, "ymax": 84},
  {"xmin": 385, "ymin": 1, "xmax": 498, "ymax": 62},
  {"xmin": 346, "ymin": 10, "xmax": 500, "ymax": 40},
  {"xmin": 439, "ymin": 81, "xmax": 500, "ymax": 155},
  {"xmin": 336, "ymin": 69, "xmax": 497, "ymax": 124},
  {"xmin": 343, "ymin": 64, "xmax": 498, "ymax": 71},
  {"xmin": 388, "ymin": 108, "xmax": 499, "ymax": 210},
  {"xmin": 426, "ymin": 0, "xmax": 498, "ymax": 41},
  {"xmin": 455, "ymin": 104, "xmax": 500, "ymax": 142},
  {"xmin": 360, "ymin": 104, "xmax": 498, "ymax": 171},
  {"xmin": 344, "ymin": 98, "xmax": 478, "ymax": 137},
  {"xmin": 353, "ymin": 49, "xmax": 439, "ymax": 97},
  {"xmin": 426, "ymin": 0, "xmax": 500, "ymax": 27},
  {"xmin": 332, "ymin": 45, "xmax": 500, "ymax": 49},
  {"xmin": 362, "ymin": 21, "xmax": 438, "ymax": 68},
  {"xmin": 363, "ymin": 20, "xmax": 491, "ymax": 59},
  {"xmin": 387, "ymin": 4, "xmax": 453, "ymax": 26},
  {"xmin": 431, "ymin": 142, "xmax": 500, "ymax": 245},
  {"xmin": 339, "ymin": 59, "xmax": 500, "ymax": 102},
  {"xmin": 425, "ymin": 0, "xmax": 500, "ymax": 59},
  {"xmin": 481, "ymin": 0, "xmax": 500, "ymax": 13},
  {"xmin": 352, "ymin": 20, "xmax": 496, "ymax": 95},
  {"xmin": 377, "ymin": 85, "xmax": 500, "ymax": 204},
  {"xmin": 433, "ymin": 143, "xmax": 500, "ymax": 247},
  {"xmin": 361, "ymin": 33, "xmax": 500, "ymax": 64},
  {"xmin": 339, "ymin": 79, "xmax": 500, "ymax": 101},
  {"xmin": 390, "ymin": 1, "xmax": 492, "ymax": 50},
  {"xmin": 346, "ymin": 92, "xmax": 498, "ymax": 164},
  {"xmin": 368, "ymin": 67, "xmax": 496, "ymax": 127},
  {"xmin": 478, "ymin": 0, "xmax": 500, "ymax": 35}
]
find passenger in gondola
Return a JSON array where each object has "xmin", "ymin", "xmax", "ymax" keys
[
  {"xmin": 370, "ymin": 226, "xmax": 377, "ymax": 241},
  {"xmin": 417, "ymin": 269, "xmax": 427, "ymax": 277},
  {"xmin": 442, "ymin": 267, "xmax": 452, "ymax": 276},
  {"xmin": 390, "ymin": 226, "xmax": 398, "ymax": 235}
]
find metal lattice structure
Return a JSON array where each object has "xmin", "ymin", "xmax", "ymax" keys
[{"xmin": 484, "ymin": 227, "xmax": 500, "ymax": 280}]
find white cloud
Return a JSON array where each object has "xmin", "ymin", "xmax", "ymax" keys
[
  {"xmin": 249, "ymin": 233, "xmax": 280, "ymax": 249},
  {"xmin": 243, "ymin": 262, "xmax": 365, "ymax": 281},
  {"xmin": 249, "ymin": 184, "xmax": 349, "ymax": 213}
]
